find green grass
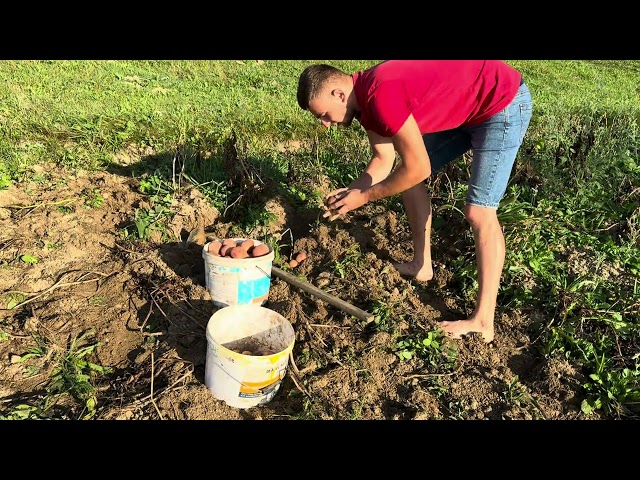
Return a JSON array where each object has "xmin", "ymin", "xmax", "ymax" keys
[{"xmin": 1, "ymin": 60, "xmax": 639, "ymax": 419}]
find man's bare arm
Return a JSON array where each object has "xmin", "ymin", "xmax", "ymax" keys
[
  {"xmin": 365, "ymin": 114, "xmax": 431, "ymax": 202},
  {"xmin": 324, "ymin": 114, "xmax": 431, "ymax": 218},
  {"xmin": 346, "ymin": 132, "xmax": 396, "ymax": 190}
]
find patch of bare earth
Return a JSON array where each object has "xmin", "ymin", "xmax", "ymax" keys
[{"xmin": 0, "ymin": 163, "xmax": 593, "ymax": 420}]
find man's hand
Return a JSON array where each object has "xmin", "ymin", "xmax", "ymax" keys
[{"xmin": 322, "ymin": 188, "xmax": 368, "ymax": 221}]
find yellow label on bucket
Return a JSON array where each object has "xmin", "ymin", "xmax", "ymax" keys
[
  {"xmin": 239, "ymin": 376, "xmax": 283, "ymax": 397},
  {"xmin": 220, "ymin": 347, "xmax": 289, "ymax": 397}
]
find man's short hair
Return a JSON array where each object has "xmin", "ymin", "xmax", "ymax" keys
[{"xmin": 297, "ymin": 64, "xmax": 346, "ymax": 110}]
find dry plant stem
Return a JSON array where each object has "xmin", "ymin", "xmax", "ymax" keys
[
  {"xmin": 290, "ymin": 349, "xmax": 317, "ymax": 376},
  {"xmin": 149, "ymin": 291, "xmax": 203, "ymax": 335},
  {"xmin": 298, "ymin": 364, "xmax": 317, "ymax": 376},
  {"xmin": 171, "ymin": 399, "xmax": 181, "ymax": 420},
  {"xmin": 236, "ymin": 154, "xmax": 261, "ymax": 187},
  {"xmin": 6, "ymin": 198, "xmax": 77, "ymax": 210},
  {"xmin": 403, "ymin": 372, "xmax": 459, "ymax": 379},
  {"xmin": 236, "ymin": 155, "xmax": 250, "ymax": 181},
  {"xmin": 309, "ymin": 323, "xmax": 351, "ymax": 329},
  {"xmin": 150, "ymin": 294, "xmax": 169, "ymax": 320},
  {"xmin": 139, "ymin": 292, "xmax": 173, "ymax": 335},
  {"xmin": 223, "ymin": 194, "xmax": 243, "ymax": 217},
  {"xmin": 163, "ymin": 296, "xmax": 206, "ymax": 330},
  {"xmin": 171, "ymin": 304, "xmax": 206, "ymax": 329},
  {"xmin": 300, "ymin": 312, "xmax": 340, "ymax": 367},
  {"xmin": 139, "ymin": 301, "xmax": 154, "ymax": 333},
  {"xmin": 289, "ymin": 352, "xmax": 300, "ymax": 375},
  {"xmin": 304, "ymin": 319, "xmax": 328, "ymax": 348},
  {"xmin": 287, "ymin": 353, "xmax": 312, "ymax": 398},
  {"xmin": 172, "ymin": 147, "xmax": 186, "ymax": 190},
  {"xmin": 3, "ymin": 332, "xmax": 30, "ymax": 339},
  {"xmin": 289, "ymin": 369, "xmax": 312, "ymax": 398},
  {"xmin": 133, "ymin": 354, "xmax": 195, "ymax": 415},
  {"xmin": 112, "ymin": 241, "xmax": 143, "ymax": 255},
  {"xmin": 131, "ymin": 369, "xmax": 192, "ymax": 408},
  {"xmin": 277, "ymin": 228, "xmax": 294, "ymax": 252},
  {"xmin": 5, "ymin": 271, "xmax": 116, "ymax": 310},
  {"xmin": 144, "ymin": 332, "xmax": 164, "ymax": 337},
  {"xmin": 150, "ymin": 350, "xmax": 165, "ymax": 420},
  {"xmin": 0, "ymin": 238, "xmax": 17, "ymax": 251}
]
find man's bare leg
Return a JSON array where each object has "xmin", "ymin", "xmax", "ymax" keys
[
  {"xmin": 392, "ymin": 182, "xmax": 433, "ymax": 281},
  {"xmin": 438, "ymin": 205, "xmax": 503, "ymax": 343}
]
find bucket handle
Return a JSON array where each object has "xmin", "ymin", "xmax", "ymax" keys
[{"xmin": 255, "ymin": 265, "xmax": 272, "ymax": 279}]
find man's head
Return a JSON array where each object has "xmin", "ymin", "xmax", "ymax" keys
[{"xmin": 297, "ymin": 64, "xmax": 357, "ymax": 128}]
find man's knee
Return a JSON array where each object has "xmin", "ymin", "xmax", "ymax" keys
[{"xmin": 464, "ymin": 204, "xmax": 498, "ymax": 230}]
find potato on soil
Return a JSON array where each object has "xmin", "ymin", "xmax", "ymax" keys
[
  {"xmin": 251, "ymin": 243, "xmax": 270, "ymax": 257},
  {"xmin": 294, "ymin": 251, "xmax": 307, "ymax": 263},
  {"xmin": 288, "ymin": 259, "xmax": 299, "ymax": 268}
]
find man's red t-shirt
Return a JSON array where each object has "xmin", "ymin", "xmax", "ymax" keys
[{"xmin": 352, "ymin": 60, "xmax": 522, "ymax": 136}]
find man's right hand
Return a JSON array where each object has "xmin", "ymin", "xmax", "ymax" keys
[
  {"xmin": 323, "ymin": 187, "xmax": 370, "ymax": 221},
  {"xmin": 322, "ymin": 189, "xmax": 347, "ymax": 220}
]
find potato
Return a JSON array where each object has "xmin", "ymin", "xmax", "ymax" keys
[
  {"xmin": 230, "ymin": 247, "xmax": 249, "ymax": 259},
  {"xmin": 220, "ymin": 244, "xmax": 233, "ymax": 257},
  {"xmin": 222, "ymin": 238, "xmax": 236, "ymax": 247},
  {"xmin": 295, "ymin": 251, "xmax": 307, "ymax": 263},
  {"xmin": 251, "ymin": 243, "xmax": 270, "ymax": 257},
  {"xmin": 207, "ymin": 241, "xmax": 222, "ymax": 256},
  {"xmin": 241, "ymin": 239, "xmax": 255, "ymax": 250},
  {"xmin": 288, "ymin": 259, "xmax": 299, "ymax": 268}
]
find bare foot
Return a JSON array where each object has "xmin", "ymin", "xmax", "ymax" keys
[
  {"xmin": 392, "ymin": 260, "xmax": 433, "ymax": 281},
  {"xmin": 438, "ymin": 318, "xmax": 494, "ymax": 343}
]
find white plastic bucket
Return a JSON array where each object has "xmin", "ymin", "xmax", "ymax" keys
[
  {"xmin": 205, "ymin": 304, "xmax": 295, "ymax": 409},
  {"xmin": 202, "ymin": 238, "xmax": 274, "ymax": 308}
]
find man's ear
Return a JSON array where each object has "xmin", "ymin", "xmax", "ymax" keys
[{"xmin": 331, "ymin": 88, "xmax": 346, "ymax": 102}]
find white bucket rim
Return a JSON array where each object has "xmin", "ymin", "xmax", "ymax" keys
[{"xmin": 206, "ymin": 304, "xmax": 295, "ymax": 356}]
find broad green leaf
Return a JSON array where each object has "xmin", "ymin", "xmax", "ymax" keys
[{"xmin": 20, "ymin": 254, "xmax": 39, "ymax": 264}]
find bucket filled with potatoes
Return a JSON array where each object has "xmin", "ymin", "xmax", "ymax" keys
[{"xmin": 202, "ymin": 238, "xmax": 274, "ymax": 307}]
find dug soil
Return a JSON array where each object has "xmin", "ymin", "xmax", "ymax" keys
[{"xmin": 0, "ymin": 160, "xmax": 593, "ymax": 420}]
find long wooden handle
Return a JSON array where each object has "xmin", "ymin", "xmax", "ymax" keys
[{"xmin": 271, "ymin": 266, "xmax": 374, "ymax": 323}]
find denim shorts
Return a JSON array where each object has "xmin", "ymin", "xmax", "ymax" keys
[{"xmin": 422, "ymin": 82, "xmax": 533, "ymax": 208}]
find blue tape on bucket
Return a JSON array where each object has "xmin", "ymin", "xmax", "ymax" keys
[{"xmin": 237, "ymin": 276, "xmax": 271, "ymax": 303}]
